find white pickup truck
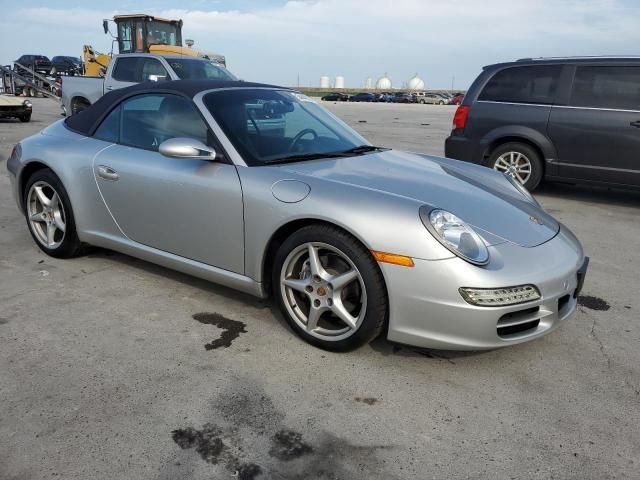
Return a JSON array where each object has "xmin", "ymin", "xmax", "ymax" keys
[{"xmin": 61, "ymin": 53, "xmax": 236, "ymax": 115}]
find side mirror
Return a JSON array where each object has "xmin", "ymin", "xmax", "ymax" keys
[
  {"xmin": 148, "ymin": 74, "xmax": 167, "ymax": 82},
  {"xmin": 159, "ymin": 138, "xmax": 217, "ymax": 160},
  {"xmin": 103, "ymin": 19, "xmax": 109, "ymax": 35}
]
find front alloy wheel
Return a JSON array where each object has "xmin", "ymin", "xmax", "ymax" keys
[
  {"xmin": 273, "ymin": 225, "xmax": 387, "ymax": 351},
  {"xmin": 280, "ymin": 242, "xmax": 367, "ymax": 341}
]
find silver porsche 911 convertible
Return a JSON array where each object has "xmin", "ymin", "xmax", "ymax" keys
[{"xmin": 7, "ymin": 80, "xmax": 588, "ymax": 351}]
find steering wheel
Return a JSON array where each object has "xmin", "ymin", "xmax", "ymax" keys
[{"xmin": 289, "ymin": 128, "xmax": 318, "ymax": 152}]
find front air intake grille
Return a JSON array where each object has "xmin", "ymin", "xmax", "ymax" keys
[{"xmin": 497, "ymin": 306, "xmax": 540, "ymax": 338}]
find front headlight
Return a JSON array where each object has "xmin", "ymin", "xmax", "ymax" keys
[
  {"xmin": 504, "ymin": 172, "xmax": 539, "ymax": 206},
  {"xmin": 23, "ymin": 100, "xmax": 32, "ymax": 108},
  {"xmin": 420, "ymin": 207, "xmax": 489, "ymax": 265}
]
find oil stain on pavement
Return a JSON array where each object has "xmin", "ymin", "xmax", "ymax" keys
[
  {"xmin": 578, "ymin": 295, "xmax": 611, "ymax": 311},
  {"xmin": 192, "ymin": 312, "xmax": 247, "ymax": 350},
  {"xmin": 354, "ymin": 397, "xmax": 378, "ymax": 405},
  {"xmin": 269, "ymin": 430, "xmax": 313, "ymax": 461},
  {"xmin": 172, "ymin": 378, "xmax": 395, "ymax": 479}
]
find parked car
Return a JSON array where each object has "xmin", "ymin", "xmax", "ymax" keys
[
  {"xmin": 417, "ymin": 93, "xmax": 446, "ymax": 105},
  {"xmin": 321, "ymin": 92, "xmax": 350, "ymax": 101},
  {"xmin": 8, "ymin": 79, "xmax": 587, "ymax": 351},
  {"xmin": 392, "ymin": 92, "xmax": 414, "ymax": 103},
  {"xmin": 378, "ymin": 92, "xmax": 395, "ymax": 102},
  {"xmin": 51, "ymin": 56, "xmax": 82, "ymax": 76},
  {"xmin": 61, "ymin": 53, "xmax": 236, "ymax": 115},
  {"xmin": 15, "ymin": 55, "xmax": 52, "ymax": 75},
  {"xmin": 349, "ymin": 92, "xmax": 376, "ymax": 102},
  {"xmin": 445, "ymin": 56, "xmax": 640, "ymax": 191},
  {"xmin": 451, "ymin": 92, "xmax": 464, "ymax": 105},
  {"xmin": 0, "ymin": 95, "xmax": 32, "ymax": 122}
]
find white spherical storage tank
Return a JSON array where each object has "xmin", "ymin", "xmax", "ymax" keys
[
  {"xmin": 407, "ymin": 74, "xmax": 425, "ymax": 90},
  {"xmin": 334, "ymin": 76, "xmax": 345, "ymax": 89},
  {"xmin": 376, "ymin": 73, "xmax": 392, "ymax": 90},
  {"xmin": 365, "ymin": 77, "xmax": 373, "ymax": 89},
  {"xmin": 320, "ymin": 76, "xmax": 330, "ymax": 88}
]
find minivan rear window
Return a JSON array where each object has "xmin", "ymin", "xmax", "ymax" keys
[
  {"xmin": 570, "ymin": 66, "xmax": 640, "ymax": 111},
  {"xmin": 479, "ymin": 65, "xmax": 562, "ymax": 105}
]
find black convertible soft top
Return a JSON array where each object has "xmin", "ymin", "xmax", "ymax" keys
[{"xmin": 64, "ymin": 79, "xmax": 285, "ymax": 136}]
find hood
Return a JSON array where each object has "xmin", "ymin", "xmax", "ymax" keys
[
  {"xmin": 0, "ymin": 95, "xmax": 26, "ymax": 106},
  {"xmin": 280, "ymin": 150, "xmax": 559, "ymax": 248}
]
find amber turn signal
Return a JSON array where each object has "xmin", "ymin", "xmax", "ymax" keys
[{"xmin": 371, "ymin": 250, "xmax": 415, "ymax": 267}]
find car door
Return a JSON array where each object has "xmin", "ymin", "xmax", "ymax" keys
[
  {"xmin": 548, "ymin": 64, "xmax": 640, "ymax": 186},
  {"xmin": 92, "ymin": 93, "xmax": 245, "ymax": 273}
]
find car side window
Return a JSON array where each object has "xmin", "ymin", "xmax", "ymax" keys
[
  {"xmin": 93, "ymin": 105, "xmax": 121, "ymax": 143},
  {"xmin": 140, "ymin": 58, "xmax": 169, "ymax": 82},
  {"xmin": 570, "ymin": 66, "xmax": 640, "ymax": 111},
  {"xmin": 479, "ymin": 65, "xmax": 562, "ymax": 105},
  {"xmin": 112, "ymin": 57, "xmax": 139, "ymax": 82},
  {"xmin": 120, "ymin": 94, "xmax": 209, "ymax": 151}
]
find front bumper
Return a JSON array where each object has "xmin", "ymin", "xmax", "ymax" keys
[{"xmin": 382, "ymin": 225, "xmax": 587, "ymax": 350}]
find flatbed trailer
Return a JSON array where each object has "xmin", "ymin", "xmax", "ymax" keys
[{"xmin": 0, "ymin": 63, "xmax": 59, "ymax": 100}]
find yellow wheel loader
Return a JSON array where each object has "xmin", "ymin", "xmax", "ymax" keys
[{"xmin": 83, "ymin": 14, "xmax": 226, "ymax": 77}]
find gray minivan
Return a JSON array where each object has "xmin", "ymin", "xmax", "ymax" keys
[{"xmin": 445, "ymin": 57, "xmax": 640, "ymax": 190}]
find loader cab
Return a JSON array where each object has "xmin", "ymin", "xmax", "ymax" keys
[{"xmin": 110, "ymin": 15, "xmax": 183, "ymax": 55}]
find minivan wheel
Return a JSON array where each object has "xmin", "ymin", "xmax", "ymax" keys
[
  {"xmin": 273, "ymin": 224, "xmax": 387, "ymax": 351},
  {"xmin": 489, "ymin": 142, "xmax": 543, "ymax": 191}
]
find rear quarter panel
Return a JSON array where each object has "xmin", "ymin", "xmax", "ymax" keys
[
  {"xmin": 16, "ymin": 121, "xmax": 121, "ymax": 240},
  {"xmin": 62, "ymin": 77, "xmax": 104, "ymax": 112}
]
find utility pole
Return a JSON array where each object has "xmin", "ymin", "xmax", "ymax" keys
[{"xmin": 451, "ymin": 74, "xmax": 455, "ymax": 92}]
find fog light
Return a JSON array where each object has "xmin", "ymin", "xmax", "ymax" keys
[{"xmin": 459, "ymin": 285, "xmax": 541, "ymax": 307}]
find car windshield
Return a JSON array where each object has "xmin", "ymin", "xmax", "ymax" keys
[
  {"xmin": 204, "ymin": 89, "xmax": 372, "ymax": 166},
  {"xmin": 167, "ymin": 59, "xmax": 236, "ymax": 81}
]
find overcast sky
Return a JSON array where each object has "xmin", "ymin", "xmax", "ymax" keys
[{"xmin": 1, "ymin": 0, "xmax": 639, "ymax": 89}]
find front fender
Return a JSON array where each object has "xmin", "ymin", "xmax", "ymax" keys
[{"xmin": 238, "ymin": 166, "xmax": 455, "ymax": 283}]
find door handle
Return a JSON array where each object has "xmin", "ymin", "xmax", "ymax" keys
[
  {"xmin": 96, "ymin": 165, "xmax": 119, "ymax": 181},
  {"xmin": 105, "ymin": 86, "xmax": 113, "ymax": 91},
  {"xmin": 630, "ymin": 120, "xmax": 640, "ymax": 128}
]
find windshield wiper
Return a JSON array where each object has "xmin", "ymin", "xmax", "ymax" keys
[
  {"xmin": 339, "ymin": 145, "xmax": 387, "ymax": 155},
  {"xmin": 263, "ymin": 152, "xmax": 346, "ymax": 165},
  {"xmin": 263, "ymin": 145, "xmax": 387, "ymax": 165}
]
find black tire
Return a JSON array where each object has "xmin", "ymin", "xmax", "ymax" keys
[
  {"xmin": 23, "ymin": 169, "xmax": 84, "ymax": 258},
  {"xmin": 488, "ymin": 142, "xmax": 544, "ymax": 191},
  {"xmin": 71, "ymin": 98, "xmax": 90, "ymax": 115},
  {"xmin": 272, "ymin": 224, "xmax": 388, "ymax": 351},
  {"xmin": 19, "ymin": 113, "xmax": 31, "ymax": 122}
]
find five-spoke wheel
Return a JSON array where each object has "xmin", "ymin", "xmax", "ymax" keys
[
  {"xmin": 24, "ymin": 169, "xmax": 83, "ymax": 258},
  {"xmin": 27, "ymin": 181, "xmax": 67, "ymax": 249},
  {"xmin": 273, "ymin": 225, "xmax": 387, "ymax": 351},
  {"xmin": 280, "ymin": 242, "xmax": 367, "ymax": 341}
]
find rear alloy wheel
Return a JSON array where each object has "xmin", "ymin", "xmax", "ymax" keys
[
  {"xmin": 24, "ymin": 169, "xmax": 83, "ymax": 258},
  {"xmin": 273, "ymin": 225, "xmax": 387, "ymax": 351},
  {"xmin": 489, "ymin": 142, "xmax": 543, "ymax": 191}
]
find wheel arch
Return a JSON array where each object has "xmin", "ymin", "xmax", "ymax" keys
[
  {"xmin": 260, "ymin": 218, "xmax": 379, "ymax": 296},
  {"xmin": 71, "ymin": 96, "xmax": 91, "ymax": 113},
  {"xmin": 480, "ymin": 129, "xmax": 555, "ymax": 175},
  {"xmin": 18, "ymin": 161, "xmax": 57, "ymax": 210}
]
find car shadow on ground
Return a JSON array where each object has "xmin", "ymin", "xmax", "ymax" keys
[
  {"xmin": 82, "ymin": 247, "xmax": 495, "ymax": 359},
  {"xmin": 369, "ymin": 336, "xmax": 493, "ymax": 361},
  {"xmin": 537, "ymin": 182, "xmax": 640, "ymax": 208},
  {"xmin": 84, "ymin": 247, "xmax": 270, "ymax": 310}
]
